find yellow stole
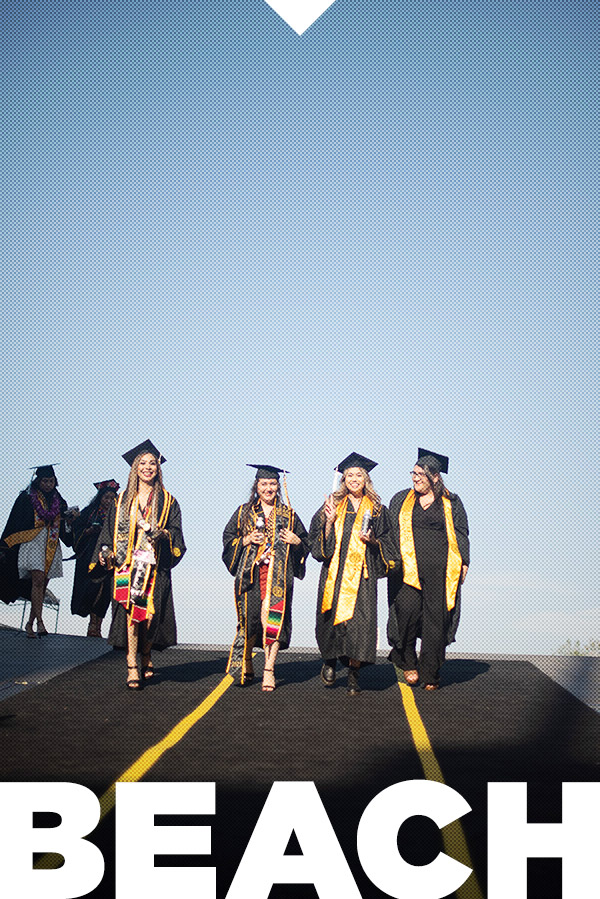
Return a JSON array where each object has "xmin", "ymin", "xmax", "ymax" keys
[
  {"xmin": 399, "ymin": 490, "xmax": 462, "ymax": 610},
  {"xmin": 321, "ymin": 495, "xmax": 373, "ymax": 624}
]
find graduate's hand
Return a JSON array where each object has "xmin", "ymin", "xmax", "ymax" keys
[
  {"xmin": 244, "ymin": 530, "xmax": 264, "ymax": 546},
  {"xmin": 460, "ymin": 564, "xmax": 469, "ymax": 584},
  {"xmin": 323, "ymin": 495, "xmax": 336, "ymax": 523},
  {"xmin": 279, "ymin": 528, "xmax": 301, "ymax": 546},
  {"xmin": 359, "ymin": 528, "xmax": 375, "ymax": 544}
]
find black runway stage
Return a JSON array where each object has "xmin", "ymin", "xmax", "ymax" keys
[{"xmin": 0, "ymin": 630, "xmax": 597, "ymax": 899}]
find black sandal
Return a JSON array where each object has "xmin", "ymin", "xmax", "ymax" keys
[
  {"xmin": 141, "ymin": 653, "xmax": 155, "ymax": 680},
  {"xmin": 127, "ymin": 665, "xmax": 142, "ymax": 690}
]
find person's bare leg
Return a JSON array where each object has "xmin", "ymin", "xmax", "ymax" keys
[
  {"xmin": 28, "ymin": 570, "xmax": 47, "ymax": 635},
  {"xmin": 140, "ymin": 618, "xmax": 155, "ymax": 679},
  {"xmin": 126, "ymin": 618, "xmax": 141, "ymax": 688}
]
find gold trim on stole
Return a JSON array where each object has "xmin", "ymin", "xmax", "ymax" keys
[
  {"xmin": 321, "ymin": 496, "xmax": 373, "ymax": 625},
  {"xmin": 441, "ymin": 496, "xmax": 462, "ymax": 611},
  {"xmin": 399, "ymin": 491, "xmax": 462, "ymax": 610}
]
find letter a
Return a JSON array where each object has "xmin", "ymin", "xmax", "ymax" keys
[{"xmin": 226, "ymin": 781, "xmax": 361, "ymax": 899}]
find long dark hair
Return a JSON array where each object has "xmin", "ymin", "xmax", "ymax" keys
[{"xmin": 415, "ymin": 457, "xmax": 449, "ymax": 500}]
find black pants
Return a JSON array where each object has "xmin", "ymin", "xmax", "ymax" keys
[{"xmin": 387, "ymin": 564, "xmax": 449, "ymax": 686}]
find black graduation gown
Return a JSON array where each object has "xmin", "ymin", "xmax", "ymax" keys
[
  {"xmin": 0, "ymin": 489, "xmax": 72, "ymax": 604},
  {"xmin": 222, "ymin": 502, "xmax": 309, "ymax": 652},
  {"xmin": 70, "ymin": 504, "xmax": 113, "ymax": 620},
  {"xmin": 387, "ymin": 488, "xmax": 470, "ymax": 656},
  {"xmin": 309, "ymin": 502, "xmax": 393, "ymax": 666},
  {"xmin": 90, "ymin": 489, "xmax": 186, "ymax": 650}
]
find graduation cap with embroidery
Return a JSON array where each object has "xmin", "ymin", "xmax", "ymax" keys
[
  {"xmin": 336, "ymin": 452, "xmax": 378, "ymax": 474},
  {"xmin": 93, "ymin": 479, "xmax": 120, "ymax": 492},
  {"xmin": 246, "ymin": 464, "xmax": 289, "ymax": 480},
  {"xmin": 122, "ymin": 440, "xmax": 165, "ymax": 466},
  {"xmin": 416, "ymin": 448, "xmax": 449, "ymax": 474}
]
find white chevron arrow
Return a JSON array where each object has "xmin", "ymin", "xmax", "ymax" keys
[{"xmin": 263, "ymin": 0, "xmax": 337, "ymax": 35}]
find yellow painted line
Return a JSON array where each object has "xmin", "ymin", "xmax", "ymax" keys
[
  {"xmin": 397, "ymin": 675, "xmax": 484, "ymax": 899},
  {"xmin": 35, "ymin": 674, "xmax": 234, "ymax": 869}
]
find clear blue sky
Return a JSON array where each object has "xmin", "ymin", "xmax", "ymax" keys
[{"xmin": 1, "ymin": 0, "xmax": 598, "ymax": 654}]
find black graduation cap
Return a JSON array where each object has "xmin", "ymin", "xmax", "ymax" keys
[
  {"xmin": 93, "ymin": 479, "xmax": 120, "ymax": 492},
  {"xmin": 246, "ymin": 464, "xmax": 288, "ymax": 480},
  {"xmin": 336, "ymin": 452, "xmax": 378, "ymax": 473},
  {"xmin": 29, "ymin": 464, "xmax": 59, "ymax": 479},
  {"xmin": 417, "ymin": 448, "xmax": 449, "ymax": 474},
  {"xmin": 122, "ymin": 439, "xmax": 165, "ymax": 467}
]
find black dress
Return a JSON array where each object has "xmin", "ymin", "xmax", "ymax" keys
[
  {"xmin": 309, "ymin": 501, "xmax": 393, "ymax": 666},
  {"xmin": 70, "ymin": 503, "xmax": 114, "ymax": 621},
  {"xmin": 223, "ymin": 502, "xmax": 309, "ymax": 681},
  {"xmin": 387, "ymin": 488, "xmax": 469, "ymax": 685},
  {"xmin": 91, "ymin": 488, "xmax": 186, "ymax": 650}
]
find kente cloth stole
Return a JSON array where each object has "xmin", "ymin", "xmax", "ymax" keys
[
  {"xmin": 262, "ymin": 504, "xmax": 293, "ymax": 646},
  {"xmin": 321, "ymin": 496, "xmax": 373, "ymax": 625},
  {"xmin": 227, "ymin": 506, "xmax": 263, "ymax": 680},
  {"xmin": 399, "ymin": 492, "xmax": 462, "ymax": 611},
  {"xmin": 113, "ymin": 490, "xmax": 172, "ymax": 623}
]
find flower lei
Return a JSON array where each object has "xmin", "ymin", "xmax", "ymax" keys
[{"xmin": 30, "ymin": 489, "xmax": 61, "ymax": 523}]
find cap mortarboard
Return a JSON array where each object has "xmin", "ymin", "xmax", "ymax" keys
[
  {"xmin": 93, "ymin": 479, "xmax": 120, "ymax": 492},
  {"xmin": 417, "ymin": 448, "xmax": 449, "ymax": 474},
  {"xmin": 122, "ymin": 440, "xmax": 165, "ymax": 466},
  {"xmin": 336, "ymin": 452, "xmax": 377, "ymax": 473},
  {"xmin": 29, "ymin": 464, "xmax": 59, "ymax": 479},
  {"xmin": 247, "ymin": 464, "xmax": 288, "ymax": 480}
]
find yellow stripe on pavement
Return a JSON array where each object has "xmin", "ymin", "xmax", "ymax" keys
[
  {"xmin": 397, "ymin": 678, "xmax": 484, "ymax": 899},
  {"xmin": 35, "ymin": 674, "xmax": 234, "ymax": 869}
]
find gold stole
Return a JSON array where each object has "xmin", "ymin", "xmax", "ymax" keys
[
  {"xmin": 399, "ymin": 491, "xmax": 462, "ymax": 610},
  {"xmin": 321, "ymin": 495, "xmax": 373, "ymax": 624},
  {"xmin": 113, "ymin": 489, "xmax": 172, "ymax": 615}
]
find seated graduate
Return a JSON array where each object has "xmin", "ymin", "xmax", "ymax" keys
[
  {"xmin": 308, "ymin": 453, "xmax": 394, "ymax": 695},
  {"xmin": 387, "ymin": 448, "xmax": 470, "ymax": 691},
  {"xmin": 223, "ymin": 464, "xmax": 309, "ymax": 692},
  {"xmin": 70, "ymin": 479, "xmax": 119, "ymax": 638},
  {"xmin": 92, "ymin": 440, "xmax": 186, "ymax": 690},
  {"xmin": 1, "ymin": 464, "xmax": 77, "ymax": 637}
]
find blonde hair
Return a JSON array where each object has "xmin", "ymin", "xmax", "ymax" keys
[
  {"xmin": 123, "ymin": 452, "xmax": 165, "ymax": 527},
  {"xmin": 329, "ymin": 468, "xmax": 382, "ymax": 516}
]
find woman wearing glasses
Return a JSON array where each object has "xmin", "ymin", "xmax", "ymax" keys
[{"xmin": 387, "ymin": 449, "xmax": 469, "ymax": 691}]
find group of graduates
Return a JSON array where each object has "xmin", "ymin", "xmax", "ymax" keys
[
  {"xmin": 224, "ymin": 448, "xmax": 469, "ymax": 694},
  {"xmin": 0, "ymin": 442, "xmax": 469, "ymax": 694}
]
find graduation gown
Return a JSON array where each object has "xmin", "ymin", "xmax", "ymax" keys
[
  {"xmin": 222, "ymin": 502, "xmax": 308, "ymax": 674},
  {"xmin": 90, "ymin": 488, "xmax": 185, "ymax": 650},
  {"xmin": 70, "ymin": 503, "xmax": 114, "ymax": 620},
  {"xmin": 0, "ymin": 489, "xmax": 72, "ymax": 604},
  {"xmin": 387, "ymin": 488, "xmax": 470, "ymax": 676},
  {"xmin": 309, "ymin": 501, "xmax": 393, "ymax": 665}
]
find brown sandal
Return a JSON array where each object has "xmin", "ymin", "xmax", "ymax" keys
[{"xmin": 262, "ymin": 667, "xmax": 276, "ymax": 692}]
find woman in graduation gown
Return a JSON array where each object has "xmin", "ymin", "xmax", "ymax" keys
[
  {"xmin": 387, "ymin": 449, "xmax": 469, "ymax": 690},
  {"xmin": 223, "ymin": 465, "xmax": 309, "ymax": 691},
  {"xmin": 92, "ymin": 440, "xmax": 186, "ymax": 689},
  {"xmin": 70, "ymin": 480, "xmax": 119, "ymax": 637},
  {"xmin": 309, "ymin": 453, "xmax": 393, "ymax": 694},
  {"xmin": 0, "ymin": 465, "xmax": 76, "ymax": 636}
]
